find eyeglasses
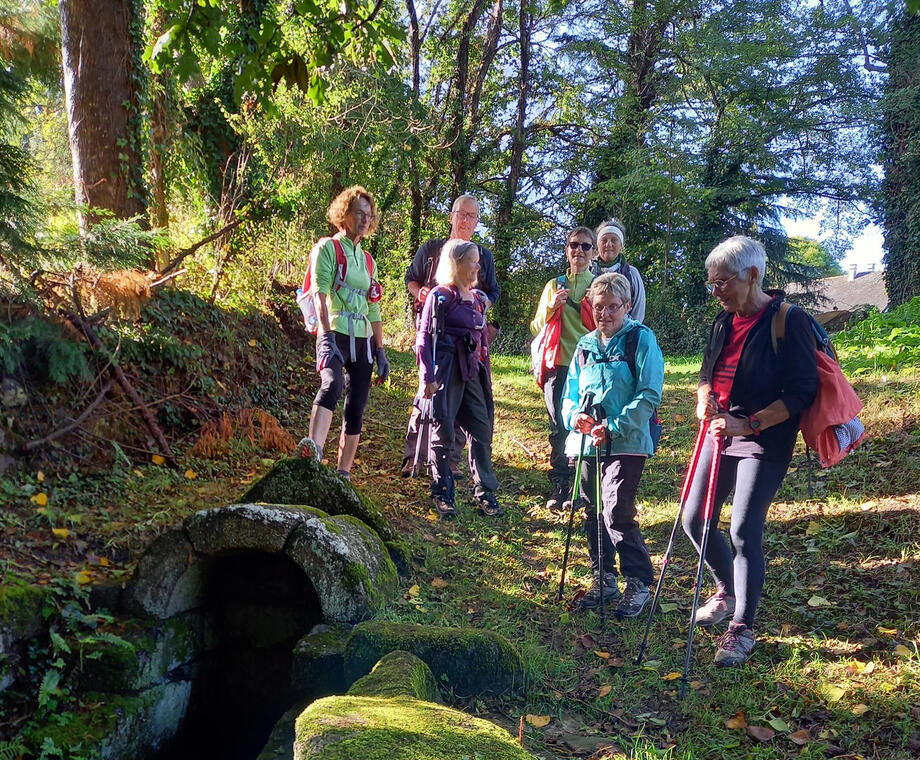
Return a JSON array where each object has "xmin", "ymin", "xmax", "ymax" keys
[
  {"xmin": 349, "ymin": 210, "xmax": 374, "ymax": 220},
  {"xmin": 567, "ymin": 241, "xmax": 593, "ymax": 252},
  {"xmin": 452, "ymin": 211, "xmax": 479, "ymax": 222},
  {"xmin": 593, "ymin": 302, "xmax": 626, "ymax": 316},
  {"xmin": 705, "ymin": 272, "xmax": 739, "ymax": 294}
]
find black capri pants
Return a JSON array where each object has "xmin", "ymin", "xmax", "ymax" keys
[{"xmin": 313, "ymin": 332, "xmax": 373, "ymax": 435}]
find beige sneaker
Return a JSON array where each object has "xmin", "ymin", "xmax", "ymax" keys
[{"xmin": 695, "ymin": 591, "xmax": 735, "ymax": 628}]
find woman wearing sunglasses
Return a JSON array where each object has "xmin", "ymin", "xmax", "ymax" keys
[
  {"xmin": 530, "ymin": 226, "xmax": 597, "ymax": 510},
  {"xmin": 684, "ymin": 236, "xmax": 817, "ymax": 665},
  {"xmin": 561, "ymin": 273, "xmax": 664, "ymax": 616}
]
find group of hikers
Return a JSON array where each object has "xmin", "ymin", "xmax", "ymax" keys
[{"xmin": 296, "ymin": 185, "xmax": 820, "ymax": 669}]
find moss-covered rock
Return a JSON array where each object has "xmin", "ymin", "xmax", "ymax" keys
[
  {"xmin": 241, "ymin": 457, "xmax": 394, "ymax": 543},
  {"xmin": 344, "ymin": 622, "xmax": 524, "ymax": 697},
  {"xmin": 23, "ymin": 682, "xmax": 192, "ymax": 760},
  {"xmin": 293, "ymin": 695, "xmax": 536, "ymax": 760},
  {"xmin": 0, "ymin": 582, "xmax": 46, "ymax": 641},
  {"xmin": 77, "ymin": 613, "xmax": 206, "ymax": 693},
  {"xmin": 286, "ymin": 514, "xmax": 397, "ymax": 624},
  {"xmin": 347, "ymin": 651, "xmax": 440, "ymax": 703},
  {"xmin": 291, "ymin": 623, "xmax": 352, "ymax": 699},
  {"xmin": 185, "ymin": 503, "xmax": 323, "ymax": 556}
]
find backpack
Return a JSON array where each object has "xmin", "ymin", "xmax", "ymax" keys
[
  {"xmin": 574, "ymin": 324, "xmax": 662, "ymax": 453},
  {"xmin": 531, "ymin": 275, "xmax": 596, "ymax": 387},
  {"xmin": 771, "ymin": 301, "xmax": 865, "ymax": 468},
  {"xmin": 296, "ymin": 237, "xmax": 382, "ymax": 334}
]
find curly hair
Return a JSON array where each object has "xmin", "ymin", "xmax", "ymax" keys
[{"xmin": 326, "ymin": 185, "xmax": 379, "ymax": 235}]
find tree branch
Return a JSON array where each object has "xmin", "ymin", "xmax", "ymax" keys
[
  {"xmin": 22, "ymin": 380, "xmax": 114, "ymax": 451},
  {"xmin": 160, "ymin": 217, "xmax": 246, "ymax": 276}
]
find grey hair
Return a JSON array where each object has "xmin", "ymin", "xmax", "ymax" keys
[
  {"xmin": 705, "ymin": 235, "xmax": 766, "ymax": 286},
  {"xmin": 451, "ymin": 194, "xmax": 480, "ymax": 214},
  {"xmin": 435, "ymin": 239, "xmax": 479, "ymax": 286},
  {"xmin": 595, "ymin": 218, "xmax": 626, "ymax": 245},
  {"xmin": 588, "ymin": 272, "xmax": 631, "ymax": 306}
]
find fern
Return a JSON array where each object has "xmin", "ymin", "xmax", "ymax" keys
[{"xmin": 37, "ymin": 668, "xmax": 61, "ymax": 709}]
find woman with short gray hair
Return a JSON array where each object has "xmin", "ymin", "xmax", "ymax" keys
[
  {"xmin": 683, "ymin": 235, "xmax": 817, "ymax": 666},
  {"xmin": 416, "ymin": 239, "xmax": 502, "ymax": 518}
]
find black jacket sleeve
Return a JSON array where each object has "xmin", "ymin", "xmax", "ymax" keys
[
  {"xmin": 405, "ymin": 239, "xmax": 443, "ymax": 290},
  {"xmin": 476, "ymin": 244, "xmax": 500, "ymax": 307}
]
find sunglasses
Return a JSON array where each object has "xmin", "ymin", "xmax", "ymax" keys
[{"xmin": 567, "ymin": 241, "xmax": 593, "ymax": 252}]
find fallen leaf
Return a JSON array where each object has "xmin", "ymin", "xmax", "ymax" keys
[
  {"xmin": 768, "ymin": 717, "xmax": 790, "ymax": 732},
  {"xmin": 133, "ymin": 469, "xmax": 144, "ymax": 477},
  {"xmin": 31, "ymin": 492, "xmax": 48, "ymax": 507},
  {"xmin": 152, "ymin": 454, "xmax": 166, "ymax": 465},
  {"xmin": 674, "ymin": 413, "xmax": 686, "ymax": 422},
  {"xmin": 641, "ymin": 659, "xmax": 661, "ymax": 669},
  {"xmin": 526, "ymin": 714, "xmax": 551, "ymax": 728},
  {"xmin": 863, "ymin": 661, "xmax": 876, "ymax": 674},
  {"xmin": 248, "ymin": 338, "xmax": 258, "ymax": 347},
  {"xmin": 598, "ymin": 685, "xmax": 612, "ymax": 697},
  {"xmin": 725, "ymin": 711, "xmax": 747, "ymax": 729},
  {"xmin": 37, "ymin": 471, "xmax": 45, "ymax": 482},
  {"xmin": 877, "ymin": 626, "xmax": 898, "ymax": 636},
  {"xmin": 51, "ymin": 528, "xmax": 70, "ymax": 539},
  {"xmin": 789, "ymin": 729, "xmax": 811, "ymax": 746},
  {"xmin": 806, "ymin": 520, "xmax": 822, "ymax": 535},
  {"xmin": 594, "ymin": 650, "xmax": 611, "ymax": 660},
  {"xmin": 688, "ymin": 680, "xmax": 705, "ymax": 690},
  {"xmin": 579, "ymin": 633, "xmax": 598, "ymax": 649},
  {"xmin": 894, "ymin": 644, "xmax": 912, "ymax": 658},
  {"xmin": 807, "ymin": 595, "xmax": 832, "ymax": 607},
  {"xmin": 845, "ymin": 660, "xmax": 868, "ymax": 675},
  {"xmin": 431, "ymin": 577, "xmax": 448, "ymax": 589},
  {"xmin": 99, "ymin": 557, "xmax": 110, "ymax": 567},
  {"xmin": 608, "ymin": 657, "xmax": 625, "ymax": 667},
  {"xmin": 662, "ymin": 671, "xmax": 682, "ymax": 681},
  {"xmin": 185, "ymin": 469, "xmax": 197, "ymax": 479},
  {"xmin": 74, "ymin": 570, "xmax": 93, "ymax": 585},
  {"xmin": 747, "ymin": 725, "xmax": 775, "ymax": 743},
  {"xmin": 659, "ymin": 602, "xmax": 679, "ymax": 613},
  {"xmin": 407, "ymin": 584, "xmax": 420, "ymax": 597},
  {"xmin": 824, "ymin": 684, "xmax": 846, "ymax": 702},
  {"xmin": 850, "ymin": 704, "xmax": 870, "ymax": 716}
]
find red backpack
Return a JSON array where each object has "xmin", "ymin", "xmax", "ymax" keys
[{"xmin": 296, "ymin": 237, "xmax": 382, "ymax": 334}]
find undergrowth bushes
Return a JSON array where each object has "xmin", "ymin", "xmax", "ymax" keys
[{"xmin": 834, "ymin": 296, "xmax": 920, "ymax": 374}]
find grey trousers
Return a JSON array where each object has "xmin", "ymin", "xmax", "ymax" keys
[{"xmin": 430, "ymin": 364, "xmax": 498, "ymax": 504}]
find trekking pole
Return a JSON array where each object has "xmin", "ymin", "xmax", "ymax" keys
[
  {"xmin": 411, "ymin": 293, "xmax": 439, "ymax": 478},
  {"xmin": 636, "ymin": 420, "xmax": 708, "ymax": 665},
  {"xmin": 558, "ymin": 391, "xmax": 595, "ymax": 602},
  {"xmin": 595, "ymin": 443, "xmax": 605, "ymax": 631},
  {"xmin": 680, "ymin": 431, "xmax": 725, "ymax": 698}
]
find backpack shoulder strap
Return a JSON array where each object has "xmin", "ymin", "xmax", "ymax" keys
[
  {"xmin": 771, "ymin": 301, "xmax": 793, "ymax": 355},
  {"xmin": 625, "ymin": 323, "xmax": 644, "ymax": 380},
  {"xmin": 303, "ymin": 236, "xmax": 332, "ymax": 291}
]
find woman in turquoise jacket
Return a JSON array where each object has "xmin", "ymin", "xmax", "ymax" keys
[{"xmin": 562, "ymin": 272, "xmax": 664, "ymax": 618}]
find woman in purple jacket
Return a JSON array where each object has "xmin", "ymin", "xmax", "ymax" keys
[{"xmin": 416, "ymin": 239, "xmax": 503, "ymax": 518}]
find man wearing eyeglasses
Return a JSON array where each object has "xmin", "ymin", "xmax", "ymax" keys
[{"xmin": 401, "ymin": 194, "xmax": 501, "ymax": 478}]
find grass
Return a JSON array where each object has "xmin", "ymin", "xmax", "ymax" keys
[{"xmin": 2, "ymin": 334, "xmax": 919, "ymax": 758}]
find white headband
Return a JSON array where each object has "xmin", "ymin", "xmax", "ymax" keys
[{"xmin": 598, "ymin": 225, "xmax": 625, "ymax": 247}]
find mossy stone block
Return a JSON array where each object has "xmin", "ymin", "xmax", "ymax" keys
[
  {"xmin": 0, "ymin": 583, "xmax": 46, "ymax": 642},
  {"xmin": 241, "ymin": 457, "xmax": 394, "ymax": 542},
  {"xmin": 344, "ymin": 622, "xmax": 523, "ymax": 697},
  {"xmin": 77, "ymin": 614, "xmax": 205, "ymax": 693},
  {"xmin": 291, "ymin": 623, "xmax": 351, "ymax": 698},
  {"xmin": 185, "ymin": 503, "xmax": 320, "ymax": 556},
  {"xmin": 347, "ymin": 651, "xmax": 440, "ymax": 703},
  {"xmin": 293, "ymin": 695, "xmax": 536, "ymax": 760}
]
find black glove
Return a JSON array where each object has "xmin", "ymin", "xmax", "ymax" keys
[
  {"xmin": 375, "ymin": 347, "xmax": 390, "ymax": 383},
  {"xmin": 317, "ymin": 332, "xmax": 344, "ymax": 371}
]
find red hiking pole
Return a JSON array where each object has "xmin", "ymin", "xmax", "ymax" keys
[
  {"xmin": 636, "ymin": 419, "xmax": 708, "ymax": 665},
  {"xmin": 680, "ymin": 430, "xmax": 725, "ymax": 698}
]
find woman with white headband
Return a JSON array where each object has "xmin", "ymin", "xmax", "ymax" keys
[{"xmin": 593, "ymin": 219, "xmax": 646, "ymax": 323}]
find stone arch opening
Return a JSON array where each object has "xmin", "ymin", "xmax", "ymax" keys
[{"xmin": 155, "ymin": 550, "xmax": 323, "ymax": 760}]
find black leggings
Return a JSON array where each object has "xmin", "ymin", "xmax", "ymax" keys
[
  {"xmin": 313, "ymin": 332, "xmax": 373, "ymax": 436},
  {"xmin": 681, "ymin": 442, "xmax": 789, "ymax": 628}
]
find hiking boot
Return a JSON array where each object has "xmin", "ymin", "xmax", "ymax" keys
[
  {"xmin": 714, "ymin": 621, "xmax": 756, "ymax": 667},
  {"xmin": 615, "ymin": 577, "xmax": 650, "ymax": 619},
  {"xmin": 476, "ymin": 492, "xmax": 504, "ymax": 517},
  {"xmin": 545, "ymin": 484, "xmax": 569, "ymax": 511},
  {"xmin": 577, "ymin": 572, "xmax": 621, "ymax": 609},
  {"xmin": 432, "ymin": 496, "xmax": 457, "ymax": 518},
  {"xmin": 297, "ymin": 437, "xmax": 320, "ymax": 460},
  {"xmin": 336, "ymin": 469, "xmax": 351, "ymax": 481},
  {"xmin": 695, "ymin": 591, "xmax": 736, "ymax": 628}
]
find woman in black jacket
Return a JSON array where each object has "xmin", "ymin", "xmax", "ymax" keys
[{"xmin": 684, "ymin": 236, "xmax": 817, "ymax": 667}]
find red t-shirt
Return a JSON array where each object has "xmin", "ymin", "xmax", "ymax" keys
[{"xmin": 711, "ymin": 299, "xmax": 774, "ymax": 409}]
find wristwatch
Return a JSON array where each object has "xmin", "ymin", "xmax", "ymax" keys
[{"xmin": 748, "ymin": 414, "xmax": 762, "ymax": 435}]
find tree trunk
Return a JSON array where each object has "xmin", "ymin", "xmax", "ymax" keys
[{"xmin": 59, "ymin": 0, "xmax": 147, "ymax": 231}]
